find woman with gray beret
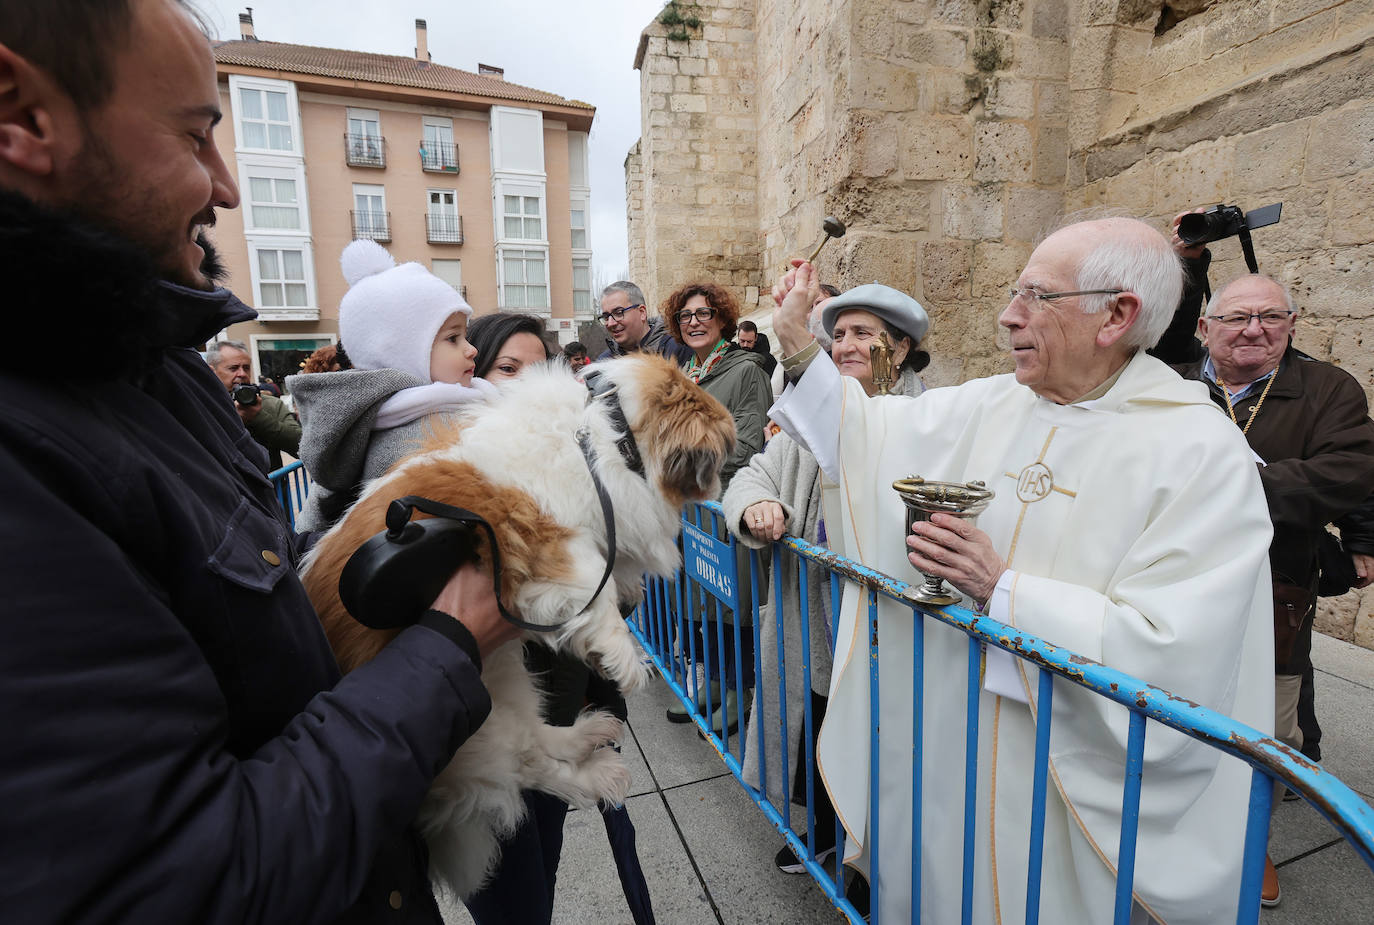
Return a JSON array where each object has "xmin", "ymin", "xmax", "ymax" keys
[{"xmin": 721, "ymin": 283, "xmax": 931, "ymax": 888}]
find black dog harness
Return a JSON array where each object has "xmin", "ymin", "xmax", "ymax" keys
[{"xmin": 575, "ymin": 369, "xmax": 648, "ymax": 618}]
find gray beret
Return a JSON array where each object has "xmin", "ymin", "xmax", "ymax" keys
[{"xmin": 821, "ymin": 283, "xmax": 929, "ymax": 345}]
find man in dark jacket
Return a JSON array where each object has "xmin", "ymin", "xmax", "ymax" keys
[
  {"xmin": 207, "ymin": 338, "xmax": 303, "ymax": 470},
  {"xmin": 0, "ymin": 2, "xmax": 515, "ymax": 922},
  {"xmin": 1157, "ymin": 262, "xmax": 1374, "ymax": 907},
  {"xmin": 595, "ymin": 280, "xmax": 693, "ymax": 364}
]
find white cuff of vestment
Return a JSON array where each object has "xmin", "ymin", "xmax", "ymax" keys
[
  {"xmin": 983, "ymin": 570, "xmax": 1029, "ymax": 704},
  {"xmin": 768, "ymin": 350, "xmax": 843, "ymax": 483}
]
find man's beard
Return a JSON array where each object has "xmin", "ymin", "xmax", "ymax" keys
[
  {"xmin": 194, "ymin": 228, "xmax": 227, "ymax": 285},
  {"xmin": 61, "ymin": 125, "xmax": 226, "ymax": 290}
]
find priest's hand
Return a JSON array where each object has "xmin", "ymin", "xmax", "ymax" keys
[
  {"xmin": 906, "ymin": 513, "xmax": 1005, "ymax": 607},
  {"xmin": 772, "ymin": 259, "xmax": 818, "ymax": 357}
]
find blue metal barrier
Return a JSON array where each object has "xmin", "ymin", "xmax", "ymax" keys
[
  {"xmin": 628, "ymin": 500, "xmax": 1374, "ymax": 925},
  {"xmin": 269, "ymin": 460, "xmax": 310, "ymax": 527}
]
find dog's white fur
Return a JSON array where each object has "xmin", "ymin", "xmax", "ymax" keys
[{"xmin": 301, "ymin": 355, "xmax": 734, "ymax": 898}]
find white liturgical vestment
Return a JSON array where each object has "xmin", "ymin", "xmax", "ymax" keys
[{"xmin": 771, "ymin": 350, "xmax": 1274, "ymax": 925}]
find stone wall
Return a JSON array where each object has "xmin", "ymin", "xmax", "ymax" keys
[
  {"xmin": 1060, "ymin": 0, "xmax": 1374, "ymax": 644},
  {"xmin": 629, "ymin": 2, "xmax": 762, "ymax": 313},
  {"xmin": 626, "ymin": 0, "xmax": 1374, "ymax": 645}
]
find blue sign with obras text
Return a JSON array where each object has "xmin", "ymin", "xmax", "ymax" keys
[{"xmin": 682, "ymin": 522, "xmax": 739, "ymax": 612}]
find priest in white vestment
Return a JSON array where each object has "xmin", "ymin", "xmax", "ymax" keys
[{"xmin": 768, "ymin": 217, "xmax": 1274, "ymax": 925}]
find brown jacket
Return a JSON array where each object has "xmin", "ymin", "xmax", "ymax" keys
[{"xmin": 1175, "ymin": 347, "xmax": 1374, "ymax": 602}]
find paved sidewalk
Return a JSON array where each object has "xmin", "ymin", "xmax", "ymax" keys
[{"xmin": 444, "ymin": 631, "xmax": 1374, "ymax": 923}]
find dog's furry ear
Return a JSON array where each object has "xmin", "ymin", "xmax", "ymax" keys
[
  {"xmin": 620, "ymin": 355, "xmax": 737, "ymax": 505},
  {"xmin": 662, "ymin": 446, "xmax": 725, "ymax": 502}
]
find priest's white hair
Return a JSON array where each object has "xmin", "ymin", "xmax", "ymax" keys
[{"xmin": 1073, "ymin": 217, "xmax": 1184, "ymax": 350}]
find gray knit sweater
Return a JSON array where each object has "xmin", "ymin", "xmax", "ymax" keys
[
  {"xmin": 286, "ymin": 368, "xmax": 464, "ymax": 532},
  {"xmin": 722, "ymin": 367, "xmax": 924, "ymax": 799}
]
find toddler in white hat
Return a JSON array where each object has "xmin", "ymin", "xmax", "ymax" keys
[{"xmin": 287, "ymin": 240, "xmax": 497, "ymax": 530}]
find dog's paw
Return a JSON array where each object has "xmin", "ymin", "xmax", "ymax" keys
[
  {"xmin": 589, "ymin": 638, "xmax": 653, "ymax": 693},
  {"xmin": 569, "ymin": 710, "xmax": 625, "ymax": 755},
  {"xmin": 582, "ymin": 744, "xmax": 632, "ymax": 808}
]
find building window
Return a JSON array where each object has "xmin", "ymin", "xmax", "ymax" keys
[
  {"xmin": 490, "ymin": 106, "xmax": 545, "ymax": 174},
  {"xmin": 256, "ymin": 247, "xmax": 309, "ymax": 307},
  {"xmin": 503, "ymin": 195, "xmax": 542, "ymax": 241},
  {"xmin": 251, "ymin": 336, "xmax": 335, "ymax": 392},
  {"xmin": 432, "ymin": 258, "xmax": 463, "ymax": 293},
  {"xmin": 352, "ymin": 184, "xmax": 389, "ymax": 241},
  {"xmin": 247, "ymin": 175, "xmax": 300, "ymax": 230},
  {"xmin": 427, "ymin": 189, "xmax": 462, "ymax": 244},
  {"xmin": 346, "ymin": 109, "xmax": 384, "ymax": 167},
  {"xmin": 573, "ymin": 257, "xmax": 592, "ymax": 314},
  {"xmin": 570, "ymin": 208, "xmax": 587, "ymax": 250},
  {"xmin": 238, "ymin": 86, "xmax": 294, "ymax": 152},
  {"xmin": 501, "ymin": 248, "xmax": 547, "ymax": 309},
  {"xmin": 421, "ymin": 117, "xmax": 459, "ymax": 172}
]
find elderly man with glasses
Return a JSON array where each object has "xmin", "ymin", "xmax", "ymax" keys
[
  {"xmin": 594, "ymin": 280, "xmax": 693, "ymax": 364},
  {"xmin": 1162, "ymin": 270, "xmax": 1374, "ymax": 908},
  {"xmin": 767, "ymin": 216, "xmax": 1276, "ymax": 924}
]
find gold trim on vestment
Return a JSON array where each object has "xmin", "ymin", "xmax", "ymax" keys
[
  {"xmin": 830, "ymin": 379, "xmax": 874, "ymax": 871},
  {"xmin": 990, "ymin": 695, "xmax": 1004, "ymax": 925},
  {"xmin": 1004, "ymin": 427, "xmax": 1059, "ymax": 563}
]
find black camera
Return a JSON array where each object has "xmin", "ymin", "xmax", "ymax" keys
[
  {"xmin": 1177, "ymin": 202, "xmax": 1282, "ymax": 247},
  {"xmin": 232, "ymin": 383, "xmax": 262, "ymax": 407}
]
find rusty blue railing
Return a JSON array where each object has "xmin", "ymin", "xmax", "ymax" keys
[{"xmin": 629, "ymin": 500, "xmax": 1374, "ymax": 925}]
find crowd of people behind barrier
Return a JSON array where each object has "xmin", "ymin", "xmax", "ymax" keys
[{"xmin": 4, "ymin": 2, "xmax": 1374, "ymax": 923}]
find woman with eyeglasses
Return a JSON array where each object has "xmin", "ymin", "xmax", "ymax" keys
[
  {"xmin": 661, "ymin": 281, "xmax": 773, "ymax": 736},
  {"xmin": 663, "ymin": 281, "xmax": 774, "ymax": 490}
]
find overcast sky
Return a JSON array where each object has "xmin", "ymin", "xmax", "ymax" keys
[{"xmin": 200, "ymin": 0, "xmax": 664, "ymax": 283}]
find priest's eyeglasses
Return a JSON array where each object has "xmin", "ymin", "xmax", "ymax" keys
[
  {"xmin": 1206, "ymin": 310, "xmax": 1295, "ymax": 329},
  {"xmin": 597, "ymin": 304, "xmax": 643, "ymax": 325},
  {"xmin": 1008, "ymin": 287, "xmax": 1123, "ymax": 309},
  {"xmin": 675, "ymin": 307, "xmax": 718, "ymax": 325}
]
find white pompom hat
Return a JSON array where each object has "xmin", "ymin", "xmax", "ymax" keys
[{"xmin": 337, "ymin": 239, "xmax": 473, "ymax": 383}]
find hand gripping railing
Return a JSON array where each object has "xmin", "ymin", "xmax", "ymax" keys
[{"xmin": 627, "ymin": 501, "xmax": 1374, "ymax": 925}]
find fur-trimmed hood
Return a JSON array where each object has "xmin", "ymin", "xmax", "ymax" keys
[{"xmin": 0, "ymin": 188, "xmax": 255, "ymax": 380}]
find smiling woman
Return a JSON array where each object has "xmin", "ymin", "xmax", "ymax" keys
[{"xmin": 659, "ymin": 279, "xmax": 773, "ymax": 733}]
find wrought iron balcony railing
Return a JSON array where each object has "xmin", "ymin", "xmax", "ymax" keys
[
  {"xmin": 344, "ymin": 133, "xmax": 385, "ymax": 168},
  {"xmin": 350, "ymin": 209, "xmax": 391, "ymax": 242},
  {"xmin": 420, "ymin": 141, "xmax": 460, "ymax": 173},
  {"xmin": 426, "ymin": 212, "xmax": 464, "ymax": 244}
]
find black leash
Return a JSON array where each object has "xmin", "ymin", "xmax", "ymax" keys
[
  {"xmin": 582, "ymin": 368, "xmax": 645, "ymax": 477},
  {"xmin": 380, "ymin": 495, "xmax": 557, "ymax": 634}
]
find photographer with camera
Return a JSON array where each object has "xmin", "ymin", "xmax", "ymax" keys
[
  {"xmin": 207, "ymin": 339, "xmax": 302, "ymax": 470},
  {"xmin": 1154, "ymin": 205, "xmax": 1374, "ymax": 908}
]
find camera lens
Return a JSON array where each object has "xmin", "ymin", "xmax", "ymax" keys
[{"xmin": 1177, "ymin": 213, "xmax": 1211, "ymax": 246}]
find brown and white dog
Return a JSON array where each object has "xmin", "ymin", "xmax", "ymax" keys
[{"xmin": 300, "ymin": 353, "xmax": 735, "ymax": 898}]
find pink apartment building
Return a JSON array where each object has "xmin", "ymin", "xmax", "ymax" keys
[{"xmin": 209, "ymin": 13, "xmax": 596, "ymax": 384}]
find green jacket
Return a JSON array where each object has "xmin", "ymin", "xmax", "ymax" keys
[
  {"xmin": 695, "ymin": 344, "xmax": 773, "ymax": 493},
  {"xmin": 245, "ymin": 392, "xmax": 302, "ymax": 472}
]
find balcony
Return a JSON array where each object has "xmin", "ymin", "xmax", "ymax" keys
[
  {"xmin": 420, "ymin": 141, "xmax": 460, "ymax": 173},
  {"xmin": 426, "ymin": 213, "xmax": 464, "ymax": 245},
  {"xmin": 344, "ymin": 133, "xmax": 385, "ymax": 168},
  {"xmin": 350, "ymin": 210, "xmax": 391, "ymax": 242}
]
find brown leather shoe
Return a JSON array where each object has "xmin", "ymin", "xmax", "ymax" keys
[{"xmin": 1261, "ymin": 854, "xmax": 1281, "ymax": 908}]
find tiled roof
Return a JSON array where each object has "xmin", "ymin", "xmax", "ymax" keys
[{"xmin": 213, "ymin": 39, "xmax": 594, "ymax": 111}]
